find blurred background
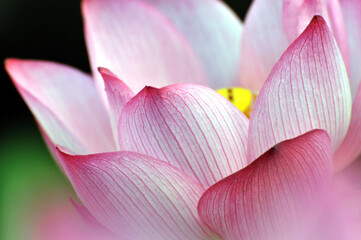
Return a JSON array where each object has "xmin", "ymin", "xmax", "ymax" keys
[{"xmin": 0, "ymin": 0, "xmax": 251, "ymax": 239}]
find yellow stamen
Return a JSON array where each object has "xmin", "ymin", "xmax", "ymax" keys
[{"xmin": 217, "ymin": 87, "xmax": 258, "ymax": 118}]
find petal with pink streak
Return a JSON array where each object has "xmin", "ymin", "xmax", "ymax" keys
[
  {"xmin": 334, "ymin": 83, "xmax": 361, "ymax": 171},
  {"xmin": 198, "ymin": 130, "xmax": 333, "ymax": 240},
  {"xmin": 248, "ymin": 16, "xmax": 351, "ymax": 161},
  {"xmin": 99, "ymin": 67, "xmax": 134, "ymax": 148},
  {"xmin": 57, "ymin": 150, "xmax": 219, "ymax": 240},
  {"xmin": 283, "ymin": 0, "xmax": 349, "ymax": 70},
  {"xmin": 340, "ymin": 0, "xmax": 361, "ymax": 99},
  {"xmin": 239, "ymin": 0, "xmax": 289, "ymax": 91},
  {"xmin": 118, "ymin": 84, "xmax": 249, "ymax": 188},
  {"xmin": 142, "ymin": 0, "xmax": 242, "ymax": 88},
  {"xmin": 5, "ymin": 59, "xmax": 115, "ymax": 154},
  {"xmin": 82, "ymin": 0, "xmax": 207, "ymax": 100}
]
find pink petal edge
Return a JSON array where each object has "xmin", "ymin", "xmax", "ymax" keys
[{"xmin": 5, "ymin": 59, "xmax": 115, "ymax": 154}]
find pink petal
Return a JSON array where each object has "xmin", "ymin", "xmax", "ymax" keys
[
  {"xmin": 330, "ymin": 158, "xmax": 361, "ymax": 239},
  {"xmin": 57, "ymin": 150, "xmax": 218, "ymax": 240},
  {"xmin": 118, "ymin": 84, "xmax": 249, "ymax": 188},
  {"xmin": 334, "ymin": 83, "xmax": 361, "ymax": 171},
  {"xmin": 300, "ymin": 190, "xmax": 361, "ymax": 240},
  {"xmin": 34, "ymin": 200, "xmax": 117, "ymax": 240},
  {"xmin": 238, "ymin": 0, "xmax": 289, "ymax": 91},
  {"xmin": 239, "ymin": 0, "xmax": 350, "ymax": 92},
  {"xmin": 99, "ymin": 67, "xmax": 134, "ymax": 148},
  {"xmin": 340, "ymin": 0, "xmax": 361, "ymax": 99},
  {"xmin": 70, "ymin": 199, "xmax": 118, "ymax": 238},
  {"xmin": 336, "ymin": 156, "xmax": 361, "ymax": 190},
  {"xmin": 283, "ymin": 0, "xmax": 350, "ymax": 70},
  {"xmin": 82, "ymin": 0, "xmax": 207, "ymax": 101},
  {"xmin": 5, "ymin": 59, "xmax": 115, "ymax": 154},
  {"xmin": 283, "ymin": 0, "xmax": 327, "ymax": 41},
  {"xmin": 198, "ymin": 130, "xmax": 333, "ymax": 240},
  {"xmin": 248, "ymin": 16, "xmax": 351, "ymax": 161},
  {"xmin": 141, "ymin": 0, "xmax": 243, "ymax": 88}
]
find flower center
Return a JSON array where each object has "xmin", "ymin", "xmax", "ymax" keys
[{"xmin": 217, "ymin": 87, "xmax": 258, "ymax": 118}]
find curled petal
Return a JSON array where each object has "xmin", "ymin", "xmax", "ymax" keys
[
  {"xmin": 248, "ymin": 16, "xmax": 351, "ymax": 161},
  {"xmin": 5, "ymin": 59, "xmax": 115, "ymax": 154},
  {"xmin": 118, "ymin": 84, "xmax": 249, "ymax": 187},
  {"xmin": 82, "ymin": 0, "xmax": 207, "ymax": 101},
  {"xmin": 99, "ymin": 67, "xmax": 134, "ymax": 148},
  {"xmin": 57, "ymin": 150, "xmax": 218, "ymax": 240},
  {"xmin": 142, "ymin": 0, "xmax": 243, "ymax": 88},
  {"xmin": 198, "ymin": 130, "xmax": 333, "ymax": 240}
]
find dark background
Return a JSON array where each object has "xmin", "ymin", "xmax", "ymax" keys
[{"xmin": 0, "ymin": 0, "xmax": 252, "ymax": 132}]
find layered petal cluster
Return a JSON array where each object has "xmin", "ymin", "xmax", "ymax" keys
[
  {"xmin": 6, "ymin": 0, "xmax": 361, "ymax": 239},
  {"xmin": 241, "ymin": 0, "xmax": 361, "ymax": 170}
]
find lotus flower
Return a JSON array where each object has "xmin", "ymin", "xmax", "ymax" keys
[{"xmin": 5, "ymin": 0, "xmax": 361, "ymax": 239}]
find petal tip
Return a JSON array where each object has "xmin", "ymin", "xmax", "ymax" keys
[
  {"xmin": 140, "ymin": 85, "xmax": 160, "ymax": 95},
  {"xmin": 55, "ymin": 145, "xmax": 76, "ymax": 166},
  {"xmin": 312, "ymin": 15, "xmax": 325, "ymax": 22},
  {"xmin": 310, "ymin": 15, "xmax": 329, "ymax": 30},
  {"xmin": 98, "ymin": 67, "xmax": 114, "ymax": 78},
  {"xmin": 4, "ymin": 57, "xmax": 18, "ymax": 67},
  {"xmin": 4, "ymin": 58, "xmax": 23, "ymax": 73},
  {"xmin": 81, "ymin": 0, "xmax": 92, "ymax": 7}
]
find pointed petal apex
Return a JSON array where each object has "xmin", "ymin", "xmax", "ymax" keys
[
  {"xmin": 283, "ymin": 0, "xmax": 350, "ymax": 70},
  {"xmin": 248, "ymin": 15, "xmax": 351, "ymax": 161},
  {"xmin": 119, "ymin": 84, "xmax": 249, "ymax": 187},
  {"xmin": 98, "ymin": 67, "xmax": 134, "ymax": 148}
]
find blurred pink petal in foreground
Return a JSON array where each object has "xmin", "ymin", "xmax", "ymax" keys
[
  {"xmin": 34, "ymin": 200, "xmax": 117, "ymax": 240},
  {"xmin": 5, "ymin": 0, "xmax": 361, "ymax": 239}
]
